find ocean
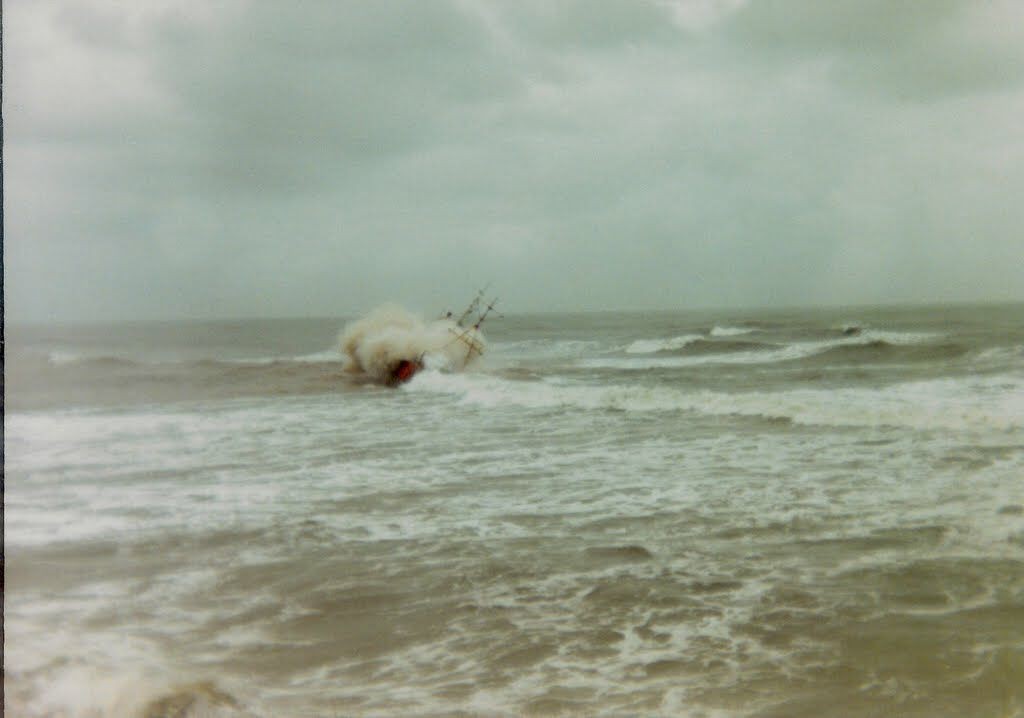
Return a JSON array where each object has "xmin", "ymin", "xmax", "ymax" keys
[{"xmin": 4, "ymin": 303, "xmax": 1024, "ymax": 717}]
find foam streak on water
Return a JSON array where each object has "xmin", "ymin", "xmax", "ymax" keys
[{"xmin": 4, "ymin": 304, "xmax": 1024, "ymax": 717}]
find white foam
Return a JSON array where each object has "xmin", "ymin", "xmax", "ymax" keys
[
  {"xmin": 6, "ymin": 330, "xmax": 1022, "ymax": 718},
  {"xmin": 407, "ymin": 369, "xmax": 1024, "ymax": 432},
  {"xmin": 710, "ymin": 326, "xmax": 754, "ymax": 337},
  {"xmin": 687, "ymin": 375, "xmax": 1024, "ymax": 432},
  {"xmin": 859, "ymin": 329, "xmax": 944, "ymax": 344},
  {"xmin": 625, "ymin": 334, "xmax": 703, "ymax": 354},
  {"xmin": 494, "ymin": 339, "xmax": 605, "ymax": 359},
  {"xmin": 588, "ymin": 329, "xmax": 947, "ymax": 370},
  {"xmin": 338, "ymin": 304, "xmax": 485, "ymax": 381},
  {"xmin": 47, "ymin": 350, "xmax": 87, "ymax": 365},
  {"xmin": 974, "ymin": 345, "xmax": 1024, "ymax": 367},
  {"xmin": 293, "ymin": 349, "xmax": 345, "ymax": 363},
  {"xmin": 586, "ymin": 342, "xmax": 808, "ymax": 369}
]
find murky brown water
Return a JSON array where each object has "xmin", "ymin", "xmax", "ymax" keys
[{"xmin": 5, "ymin": 305, "xmax": 1024, "ymax": 716}]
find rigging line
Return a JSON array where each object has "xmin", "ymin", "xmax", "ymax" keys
[{"xmin": 456, "ymin": 289, "xmax": 486, "ymax": 327}]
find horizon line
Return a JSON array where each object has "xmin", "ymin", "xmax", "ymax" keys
[{"xmin": 6, "ymin": 297, "xmax": 1023, "ymax": 327}]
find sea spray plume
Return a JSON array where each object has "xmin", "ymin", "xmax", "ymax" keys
[{"xmin": 338, "ymin": 304, "xmax": 486, "ymax": 381}]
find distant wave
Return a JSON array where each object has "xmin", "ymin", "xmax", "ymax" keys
[
  {"xmin": 48, "ymin": 350, "xmax": 88, "ymax": 365},
  {"xmin": 46, "ymin": 353, "xmax": 139, "ymax": 368},
  {"xmin": 625, "ymin": 334, "xmax": 702, "ymax": 354},
  {"xmin": 40, "ymin": 351, "xmax": 343, "ymax": 369},
  {"xmin": 588, "ymin": 329, "xmax": 950, "ymax": 370},
  {"xmin": 625, "ymin": 337, "xmax": 774, "ymax": 357},
  {"xmin": 807, "ymin": 340, "xmax": 969, "ymax": 364},
  {"xmin": 222, "ymin": 350, "xmax": 343, "ymax": 366},
  {"xmin": 495, "ymin": 339, "xmax": 605, "ymax": 360},
  {"xmin": 973, "ymin": 345, "xmax": 1024, "ymax": 365},
  {"xmin": 852, "ymin": 329, "xmax": 944, "ymax": 344},
  {"xmin": 626, "ymin": 329, "xmax": 758, "ymax": 354},
  {"xmin": 834, "ymin": 322, "xmax": 864, "ymax": 336},
  {"xmin": 710, "ymin": 325, "xmax": 754, "ymax": 337},
  {"xmin": 583, "ymin": 343, "xmax": 815, "ymax": 370},
  {"xmin": 678, "ymin": 339, "xmax": 777, "ymax": 355}
]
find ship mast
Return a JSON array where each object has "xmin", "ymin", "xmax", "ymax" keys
[{"xmin": 446, "ymin": 290, "xmax": 498, "ymax": 360}]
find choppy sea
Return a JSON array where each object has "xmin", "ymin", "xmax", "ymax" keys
[{"xmin": 4, "ymin": 304, "xmax": 1024, "ymax": 717}]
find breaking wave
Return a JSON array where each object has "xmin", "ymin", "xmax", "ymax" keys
[
  {"xmin": 593, "ymin": 329, "xmax": 952, "ymax": 370},
  {"xmin": 710, "ymin": 325, "xmax": 754, "ymax": 337},
  {"xmin": 625, "ymin": 330, "xmax": 757, "ymax": 354},
  {"xmin": 407, "ymin": 371, "xmax": 1024, "ymax": 432},
  {"xmin": 625, "ymin": 334, "xmax": 702, "ymax": 354},
  {"xmin": 338, "ymin": 304, "xmax": 485, "ymax": 382},
  {"xmin": 584, "ymin": 343, "xmax": 813, "ymax": 370},
  {"xmin": 3, "ymin": 657, "xmax": 249, "ymax": 718},
  {"xmin": 47, "ymin": 350, "xmax": 89, "ymax": 365},
  {"xmin": 974, "ymin": 345, "xmax": 1024, "ymax": 364},
  {"xmin": 678, "ymin": 339, "xmax": 777, "ymax": 355}
]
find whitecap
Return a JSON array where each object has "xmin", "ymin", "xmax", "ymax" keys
[
  {"xmin": 710, "ymin": 326, "xmax": 754, "ymax": 337},
  {"xmin": 407, "ymin": 369, "xmax": 1024, "ymax": 432},
  {"xmin": 625, "ymin": 334, "xmax": 702, "ymax": 354}
]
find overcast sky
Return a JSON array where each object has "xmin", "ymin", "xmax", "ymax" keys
[{"xmin": 5, "ymin": 0, "xmax": 1024, "ymax": 321}]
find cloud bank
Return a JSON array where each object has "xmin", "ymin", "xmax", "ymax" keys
[{"xmin": 5, "ymin": 0, "xmax": 1024, "ymax": 320}]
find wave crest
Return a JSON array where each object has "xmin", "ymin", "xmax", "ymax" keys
[
  {"xmin": 710, "ymin": 325, "xmax": 754, "ymax": 337},
  {"xmin": 408, "ymin": 371, "xmax": 1024, "ymax": 432},
  {"xmin": 625, "ymin": 334, "xmax": 702, "ymax": 354},
  {"xmin": 809, "ymin": 340, "xmax": 969, "ymax": 363}
]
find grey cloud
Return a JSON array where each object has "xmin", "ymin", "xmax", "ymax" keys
[
  {"xmin": 4, "ymin": 0, "xmax": 1023, "ymax": 321},
  {"xmin": 721, "ymin": 0, "xmax": 1024, "ymax": 100},
  {"xmin": 155, "ymin": 2, "xmax": 521, "ymax": 176},
  {"xmin": 724, "ymin": 0, "xmax": 965, "ymax": 52},
  {"xmin": 487, "ymin": 0, "xmax": 683, "ymax": 50}
]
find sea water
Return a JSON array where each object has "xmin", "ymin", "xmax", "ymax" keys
[{"xmin": 4, "ymin": 304, "xmax": 1024, "ymax": 717}]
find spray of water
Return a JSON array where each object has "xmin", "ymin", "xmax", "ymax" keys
[{"xmin": 338, "ymin": 304, "xmax": 486, "ymax": 382}]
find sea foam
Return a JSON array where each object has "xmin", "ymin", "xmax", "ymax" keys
[
  {"xmin": 338, "ymin": 304, "xmax": 485, "ymax": 381},
  {"xmin": 406, "ymin": 370, "xmax": 1024, "ymax": 432}
]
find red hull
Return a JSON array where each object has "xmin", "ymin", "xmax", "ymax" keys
[{"xmin": 387, "ymin": 359, "xmax": 421, "ymax": 386}]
